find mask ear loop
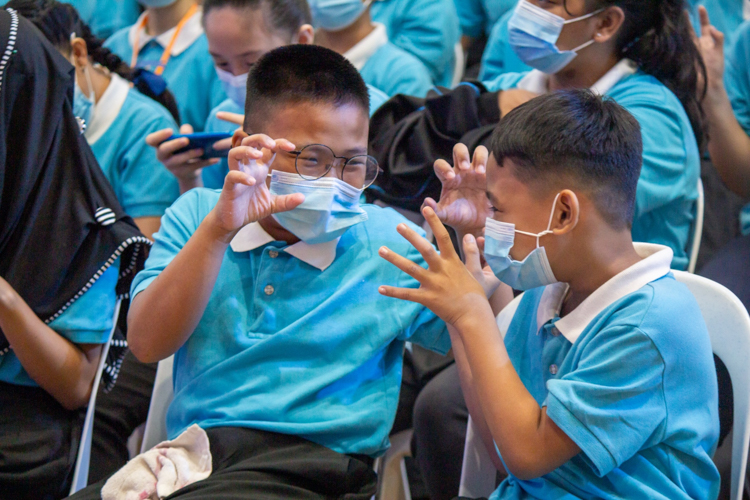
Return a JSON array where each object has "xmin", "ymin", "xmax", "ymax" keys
[{"xmin": 513, "ymin": 192, "xmax": 562, "ymax": 248}]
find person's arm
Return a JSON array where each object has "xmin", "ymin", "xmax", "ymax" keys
[
  {"xmin": 127, "ymin": 134, "xmax": 305, "ymax": 363},
  {"xmin": 133, "ymin": 216, "xmax": 162, "ymax": 240},
  {"xmin": 696, "ymin": 7, "xmax": 750, "ymax": 197},
  {"xmin": 0, "ymin": 278, "xmax": 102, "ymax": 410},
  {"xmin": 378, "ymin": 209, "xmax": 580, "ymax": 480}
]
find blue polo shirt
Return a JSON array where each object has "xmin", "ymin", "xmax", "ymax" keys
[
  {"xmin": 723, "ymin": 20, "xmax": 750, "ymax": 234},
  {"xmin": 489, "ymin": 244, "xmax": 719, "ymax": 499},
  {"xmin": 104, "ymin": 10, "xmax": 226, "ymax": 132},
  {"xmin": 130, "ymin": 189, "xmax": 449, "ymax": 456},
  {"xmin": 484, "ymin": 60, "xmax": 700, "ymax": 270},
  {"xmin": 371, "ymin": 0, "xmax": 460, "ymax": 87},
  {"xmin": 454, "ymin": 0, "xmax": 517, "ymax": 38},
  {"xmin": 61, "ymin": 0, "xmax": 141, "ymax": 40},
  {"xmin": 0, "ymin": 260, "xmax": 120, "ymax": 387},
  {"xmin": 86, "ymin": 74, "xmax": 179, "ymax": 218},
  {"xmin": 200, "ymin": 90, "xmax": 391, "ymax": 190},
  {"xmin": 479, "ymin": 9, "xmax": 532, "ymax": 81}
]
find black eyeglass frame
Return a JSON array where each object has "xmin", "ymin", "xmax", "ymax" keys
[{"xmin": 289, "ymin": 143, "xmax": 383, "ymax": 189}]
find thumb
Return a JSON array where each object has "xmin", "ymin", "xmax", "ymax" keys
[
  {"xmin": 179, "ymin": 123, "xmax": 195, "ymax": 134},
  {"xmin": 271, "ymin": 193, "xmax": 305, "ymax": 214}
]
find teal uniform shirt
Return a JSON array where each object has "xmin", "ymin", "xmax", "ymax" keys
[
  {"xmin": 349, "ymin": 24, "xmax": 433, "ymax": 98},
  {"xmin": 489, "ymin": 244, "xmax": 719, "ymax": 499},
  {"xmin": 0, "ymin": 260, "xmax": 120, "ymax": 387},
  {"xmin": 61, "ymin": 0, "xmax": 141, "ymax": 40},
  {"xmin": 454, "ymin": 0, "xmax": 517, "ymax": 38},
  {"xmin": 689, "ymin": 0, "xmax": 746, "ymax": 46},
  {"xmin": 371, "ymin": 0, "xmax": 459, "ymax": 87},
  {"xmin": 200, "ymin": 88, "xmax": 391, "ymax": 190},
  {"xmin": 485, "ymin": 61, "xmax": 700, "ymax": 270},
  {"xmin": 479, "ymin": 9, "xmax": 531, "ymax": 81},
  {"xmin": 130, "ymin": 189, "xmax": 449, "ymax": 456},
  {"xmin": 104, "ymin": 10, "xmax": 225, "ymax": 132},
  {"xmin": 723, "ymin": 20, "xmax": 750, "ymax": 234},
  {"xmin": 86, "ymin": 74, "xmax": 179, "ymax": 218}
]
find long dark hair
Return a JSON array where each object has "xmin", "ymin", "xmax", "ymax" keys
[
  {"xmin": 568, "ymin": 0, "xmax": 707, "ymax": 150},
  {"xmin": 9, "ymin": 0, "xmax": 181, "ymax": 124}
]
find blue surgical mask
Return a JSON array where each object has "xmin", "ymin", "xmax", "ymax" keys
[
  {"xmin": 72, "ymin": 64, "xmax": 96, "ymax": 132},
  {"xmin": 138, "ymin": 0, "xmax": 178, "ymax": 8},
  {"xmin": 216, "ymin": 68, "xmax": 248, "ymax": 109},
  {"xmin": 309, "ymin": 0, "xmax": 373, "ymax": 31},
  {"xmin": 269, "ymin": 170, "xmax": 369, "ymax": 244},
  {"xmin": 508, "ymin": 1, "xmax": 602, "ymax": 74},
  {"xmin": 483, "ymin": 193, "xmax": 561, "ymax": 291}
]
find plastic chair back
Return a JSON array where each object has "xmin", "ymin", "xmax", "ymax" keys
[
  {"xmin": 673, "ymin": 271, "xmax": 750, "ymax": 500},
  {"xmin": 688, "ymin": 178, "xmax": 705, "ymax": 274},
  {"xmin": 69, "ymin": 299, "xmax": 122, "ymax": 495},
  {"xmin": 139, "ymin": 354, "xmax": 174, "ymax": 453}
]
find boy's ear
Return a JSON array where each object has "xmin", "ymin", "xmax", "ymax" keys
[
  {"xmin": 296, "ymin": 25, "xmax": 315, "ymax": 45},
  {"xmin": 232, "ymin": 129, "xmax": 249, "ymax": 148},
  {"xmin": 69, "ymin": 37, "xmax": 89, "ymax": 69},
  {"xmin": 551, "ymin": 189, "xmax": 580, "ymax": 235}
]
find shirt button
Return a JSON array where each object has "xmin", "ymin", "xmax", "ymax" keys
[
  {"xmin": 268, "ymin": 250, "xmax": 279, "ymax": 259},
  {"xmin": 264, "ymin": 285, "xmax": 274, "ymax": 296},
  {"xmin": 549, "ymin": 364, "xmax": 558, "ymax": 375}
]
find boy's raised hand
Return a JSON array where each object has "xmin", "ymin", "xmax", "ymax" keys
[
  {"xmin": 378, "ymin": 206, "xmax": 495, "ymax": 326},
  {"xmin": 423, "ymin": 144, "xmax": 491, "ymax": 237},
  {"xmin": 210, "ymin": 134, "xmax": 305, "ymax": 235}
]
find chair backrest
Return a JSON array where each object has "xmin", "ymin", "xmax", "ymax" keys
[
  {"xmin": 688, "ymin": 178, "xmax": 705, "ymax": 274},
  {"xmin": 69, "ymin": 299, "xmax": 122, "ymax": 495},
  {"xmin": 139, "ymin": 354, "xmax": 175, "ymax": 453},
  {"xmin": 451, "ymin": 42, "xmax": 466, "ymax": 87},
  {"xmin": 459, "ymin": 272, "xmax": 750, "ymax": 500},
  {"xmin": 673, "ymin": 271, "xmax": 750, "ymax": 500}
]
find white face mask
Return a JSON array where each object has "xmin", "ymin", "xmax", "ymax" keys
[{"xmin": 216, "ymin": 67, "xmax": 248, "ymax": 109}]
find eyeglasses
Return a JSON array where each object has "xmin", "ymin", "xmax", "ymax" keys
[{"xmin": 290, "ymin": 144, "xmax": 382, "ymax": 189}]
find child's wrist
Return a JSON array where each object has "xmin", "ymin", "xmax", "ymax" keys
[
  {"xmin": 452, "ymin": 298, "xmax": 496, "ymax": 334},
  {"xmin": 202, "ymin": 211, "xmax": 240, "ymax": 246}
]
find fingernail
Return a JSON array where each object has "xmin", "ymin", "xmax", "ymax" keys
[
  {"xmin": 478, "ymin": 165, "xmax": 485, "ymax": 173},
  {"xmin": 397, "ymin": 223, "xmax": 406, "ymax": 231},
  {"xmin": 379, "ymin": 247, "xmax": 388, "ymax": 255},
  {"xmin": 462, "ymin": 161, "xmax": 471, "ymax": 170},
  {"xmin": 378, "ymin": 286, "xmax": 387, "ymax": 294}
]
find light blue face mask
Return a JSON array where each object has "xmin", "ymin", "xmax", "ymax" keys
[
  {"xmin": 269, "ymin": 170, "xmax": 369, "ymax": 244},
  {"xmin": 72, "ymin": 64, "xmax": 95, "ymax": 132},
  {"xmin": 216, "ymin": 67, "xmax": 248, "ymax": 109},
  {"xmin": 508, "ymin": 1, "xmax": 603, "ymax": 74},
  {"xmin": 309, "ymin": 0, "xmax": 373, "ymax": 31},
  {"xmin": 138, "ymin": 0, "xmax": 178, "ymax": 8},
  {"xmin": 483, "ymin": 193, "xmax": 561, "ymax": 291}
]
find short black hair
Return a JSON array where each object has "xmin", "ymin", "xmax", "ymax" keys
[
  {"xmin": 491, "ymin": 90, "xmax": 642, "ymax": 229},
  {"xmin": 244, "ymin": 44, "xmax": 369, "ymax": 131},
  {"xmin": 203, "ymin": 0, "xmax": 311, "ymax": 38}
]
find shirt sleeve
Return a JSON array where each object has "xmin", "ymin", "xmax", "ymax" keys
[
  {"xmin": 478, "ymin": 12, "xmax": 531, "ymax": 81},
  {"xmin": 119, "ymin": 110, "xmax": 181, "ymax": 218},
  {"xmin": 47, "ymin": 259, "xmax": 120, "ymax": 344},
  {"xmin": 726, "ymin": 22, "xmax": 750, "ymax": 136},
  {"xmin": 130, "ymin": 189, "xmax": 211, "ymax": 299},
  {"xmin": 455, "ymin": 0, "xmax": 487, "ymax": 38},
  {"xmin": 544, "ymin": 325, "xmax": 667, "ymax": 478}
]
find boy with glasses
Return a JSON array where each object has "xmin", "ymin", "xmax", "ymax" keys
[{"xmin": 70, "ymin": 44, "xmax": 448, "ymax": 499}]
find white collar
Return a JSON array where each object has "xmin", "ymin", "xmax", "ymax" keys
[
  {"xmin": 343, "ymin": 23, "xmax": 388, "ymax": 71},
  {"xmin": 229, "ymin": 222, "xmax": 339, "ymax": 271},
  {"xmin": 127, "ymin": 8, "xmax": 203, "ymax": 56},
  {"xmin": 516, "ymin": 58, "xmax": 638, "ymax": 96},
  {"xmin": 85, "ymin": 73, "xmax": 130, "ymax": 144},
  {"xmin": 536, "ymin": 243, "xmax": 673, "ymax": 344}
]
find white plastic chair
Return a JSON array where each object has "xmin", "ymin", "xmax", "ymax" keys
[
  {"xmin": 139, "ymin": 354, "xmax": 175, "ymax": 453},
  {"xmin": 688, "ymin": 178, "xmax": 705, "ymax": 274},
  {"xmin": 69, "ymin": 299, "xmax": 122, "ymax": 495},
  {"xmin": 459, "ymin": 273, "xmax": 750, "ymax": 500}
]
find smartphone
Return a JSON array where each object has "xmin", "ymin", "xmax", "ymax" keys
[{"xmin": 168, "ymin": 132, "xmax": 233, "ymax": 159}]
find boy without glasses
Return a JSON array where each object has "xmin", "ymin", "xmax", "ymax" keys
[
  {"xmin": 378, "ymin": 90, "xmax": 721, "ymax": 499},
  {"xmin": 70, "ymin": 45, "xmax": 448, "ymax": 499}
]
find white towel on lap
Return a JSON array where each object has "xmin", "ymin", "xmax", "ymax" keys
[{"xmin": 102, "ymin": 424, "xmax": 212, "ymax": 500}]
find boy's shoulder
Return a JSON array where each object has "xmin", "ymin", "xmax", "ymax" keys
[{"xmin": 163, "ymin": 187, "xmax": 221, "ymax": 230}]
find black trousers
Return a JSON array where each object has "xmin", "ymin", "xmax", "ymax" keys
[
  {"xmin": 0, "ymin": 381, "xmax": 84, "ymax": 500},
  {"xmin": 68, "ymin": 426, "xmax": 377, "ymax": 500},
  {"xmin": 87, "ymin": 350, "xmax": 157, "ymax": 483}
]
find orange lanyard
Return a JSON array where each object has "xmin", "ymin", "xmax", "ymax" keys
[{"xmin": 130, "ymin": 3, "xmax": 198, "ymax": 76}]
